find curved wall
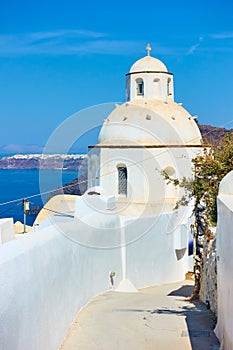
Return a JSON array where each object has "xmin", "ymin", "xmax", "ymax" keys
[
  {"xmin": 0, "ymin": 226, "xmax": 121, "ymax": 350},
  {"xmin": 0, "ymin": 208, "xmax": 191, "ymax": 350}
]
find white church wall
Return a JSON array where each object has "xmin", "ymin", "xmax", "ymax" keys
[
  {"xmin": 97, "ymin": 147, "xmax": 203, "ymax": 207},
  {"xmin": 129, "ymin": 72, "xmax": 174, "ymax": 102},
  {"xmin": 88, "ymin": 147, "xmax": 100, "ymax": 188},
  {"xmin": 144, "ymin": 149, "xmax": 179, "ymax": 204},
  {"xmin": 99, "ymin": 148, "xmax": 148, "ymax": 202},
  {"xmin": 215, "ymin": 171, "xmax": 233, "ymax": 350}
]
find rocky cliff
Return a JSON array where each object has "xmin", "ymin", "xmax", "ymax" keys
[
  {"xmin": 53, "ymin": 172, "xmax": 88, "ymax": 196},
  {"xmin": 198, "ymin": 123, "xmax": 233, "ymax": 147}
]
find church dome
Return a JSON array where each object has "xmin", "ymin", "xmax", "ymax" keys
[
  {"xmin": 130, "ymin": 55, "xmax": 168, "ymax": 73},
  {"xmin": 98, "ymin": 100, "xmax": 202, "ymax": 146}
]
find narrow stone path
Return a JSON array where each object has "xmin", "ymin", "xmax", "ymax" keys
[{"xmin": 60, "ymin": 280, "xmax": 220, "ymax": 350}]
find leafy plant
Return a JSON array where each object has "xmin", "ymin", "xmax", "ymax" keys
[
  {"xmin": 162, "ymin": 132, "xmax": 233, "ymax": 299},
  {"xmin": 163, "ymin": 132, "xmax": 233, "ymax": 226}
]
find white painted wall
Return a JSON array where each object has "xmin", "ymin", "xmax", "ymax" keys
[
  {"xmin": 88, "ymin": 147, "xmax": 100, "ymax": 188},
  {"xmin": 0, "ymin": 224, "xmax": 122, "ymax": 350},
  {"xmin": 128, "ymin": 72, "xmax": 174, "ymax": 102},
  {"xmin": 123, "ymin": 214, "xmax": 189, "ymax": 287},
  {"xmin": 0, "ymin": 202, "xmax": 191, "ymax": 350},
  {"xmin": 0, "ymin": 218, "xmax": 15, "ymax": 244},
  {"xmin": 93, "ymin": 147, "xmax": 203, "ymax": 206},
  {"xmin": 215, "ymin": 171, "xmax": 233, "ymax": 350}
]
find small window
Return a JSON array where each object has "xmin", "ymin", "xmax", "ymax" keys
[
  {"xmin": 153, "ymin": 78, "xmax": 160, "ymax": 83},
  {"xmin": 117, "ymin": 165, "xmax": 127, "ymax": 196},
  {"xmin": 167, "ymin": 78, "xmax": 172, "ymax": 96},
  {"xmin": 136, "ymin": 78, "xmax": 144, "ymax": 96}
]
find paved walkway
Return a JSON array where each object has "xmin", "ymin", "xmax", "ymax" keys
[{"xmin": 60, "ymin": 280, "xmax": 220, "ymax": 350}]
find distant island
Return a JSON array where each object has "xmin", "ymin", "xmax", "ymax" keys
[{"xmin": 0, "ymin": 154, "xmax": 88, "ymax": 170}]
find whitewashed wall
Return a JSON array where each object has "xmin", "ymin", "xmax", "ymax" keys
[
  {"xmin": 215, "ymin": 171, "xmax": 233, "ymax": 350},
  {"xmin": 123, "ymin": 214, "xmax": 190, "ymax": 287},
  {"xmin": 0, "ymin": 218, "xmax": 14, "ymax": 244},
  {"xmin": 0, "ymin": 227, "xmax": 122, "ymax": 350},
  {"xmin": 128, "ymin": 72, "xmax": 174, "ymax": 102},
  {"xmin": 90, "ymin": 147, "xmax": 203, "ymax": 207},
  {"xmin": 0, "ymin": 206, "xmax": 191, "ymax": 350}
]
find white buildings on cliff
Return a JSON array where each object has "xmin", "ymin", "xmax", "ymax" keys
[{"xmin": 0, "ymin": 47, "xmax": 207, "ymax": 350}]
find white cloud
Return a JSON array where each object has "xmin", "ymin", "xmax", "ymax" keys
[
  {"xmin": 186, "ymin": 36, "xmax": 203, "ymax": 55},
  {"xmin": 0, "ymin": 29, "xmax": 108, "ymax": 56},
  {"xmin": 210, "ymin": 32, "xmax": 233, "ymax": 39},
  {"xmin": 0, "ymin": 30, "xmax": 182, "ymax": 57},
  {"xmin": 29, "ymin": 29, "xmax": 107, "ymax": 41},
  {"xmin": 67, "ymin": 40, "xmax": 146, "ymax": 55}
]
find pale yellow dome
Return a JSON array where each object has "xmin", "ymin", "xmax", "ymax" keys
[
  {"xmin": 98, "ymin": 100, "xmax": 202, "ymax": 146},
  {"xmin": 130, "ymin": 55, "xmax": 168, "ymax": 73}
]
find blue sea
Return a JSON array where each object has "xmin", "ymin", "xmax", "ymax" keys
[{"xmin": 0, "ymin": 169, "xmax": 78, "ymax": 226}]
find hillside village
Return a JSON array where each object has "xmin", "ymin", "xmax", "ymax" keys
[{"xmin": 0, "ymin": 153, "xmax": 87, "ymax": 170}]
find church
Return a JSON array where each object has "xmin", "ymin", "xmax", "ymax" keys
[
  {"xmin": 73, "ymin": 45, "xmax": 205, "ymax": 288},
  {"xmin": 88, "ymin": 45, "xmax": 203, "ymax": 216},
  {"xmin": 0, "ymin": 46, "xmax": 207, "ymax": 350}
]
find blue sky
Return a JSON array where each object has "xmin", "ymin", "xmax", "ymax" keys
[{"xmin": 0, "ymin": 0, "xmax": 233, "ymax": 153}]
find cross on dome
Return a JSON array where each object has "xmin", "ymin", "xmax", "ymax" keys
[{"xmin": 146, "ymin": 43, "xmax": 151, "ymax": 56}]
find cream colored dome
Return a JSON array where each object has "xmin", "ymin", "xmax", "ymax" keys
[
  {"xmin": 130, "ymin": 55, "xmax": 168, "ymax": 73},
  {"xmin": 98, "ymin": 100, "xmax": 202, "ymax": 146}
]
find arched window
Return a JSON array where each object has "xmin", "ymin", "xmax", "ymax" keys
[
  {"xmin": 136, "ymin": 78, "xmax": 144, "ymax": 96},
  {"xmin": 153, "ymin": 77, "xmax": 161, "ymax": 98},
  {"xmin": 167, "ymin": 78, "xmax": 172, "ymax": 96},
  {"xmin": 117, "ymin": 165, "xmax": 127, "ymax": 196}
]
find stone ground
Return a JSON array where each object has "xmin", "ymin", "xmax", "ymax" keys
[{"xmin": 60, "ymin": 280, "xmax": 220, "ymax": 350}]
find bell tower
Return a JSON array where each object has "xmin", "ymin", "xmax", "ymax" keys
[{"xmin": 126, "ymin": 44, "xmax": 174, "ymax": 102}]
